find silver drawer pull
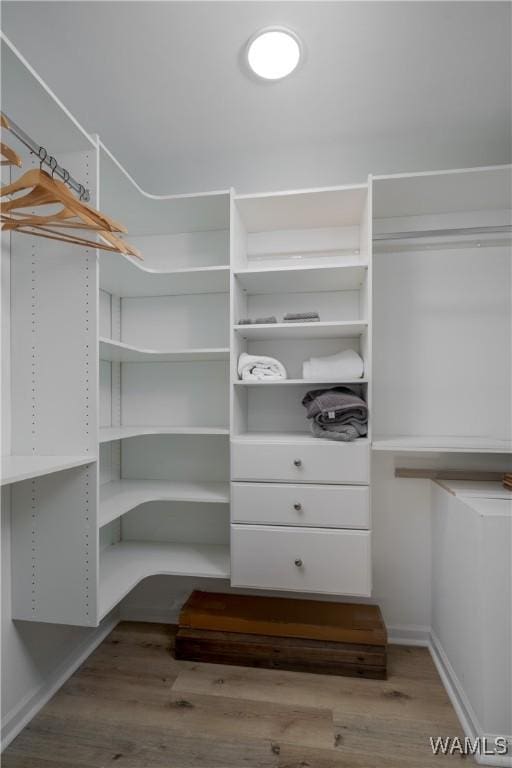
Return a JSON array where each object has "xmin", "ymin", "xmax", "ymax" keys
[
  {"xmin": 294, "ymin": 558, "xmax": 303, "ymax": 567},
  {"xmin": 293, "ymin": 503, "xmax": 302, "ymax": 511},
  {"xmin": 293, "ymin": 459, "xmax": 302, "ymax": 468}
]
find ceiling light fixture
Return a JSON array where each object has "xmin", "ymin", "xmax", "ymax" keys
[{"xmin": 246, "ymin": 27, "xmax": 302, "ymax": 81}]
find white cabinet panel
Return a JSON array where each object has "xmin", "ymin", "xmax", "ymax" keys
[
  {"xmin": 232, "ymin": 482, "xmax": 369, "ymax": 529},
  {"xmin": 231, "ymin": 524, "xmax": 371, "ymax": 596},
  {"xmin": 231, "ymin": 439, "xmax": 369, "ymax": 484}
]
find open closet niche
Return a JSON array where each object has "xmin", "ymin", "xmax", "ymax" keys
[
  {"xmin": 96, "ymin": 144, "xmax": 231, "ymax": 621},
  {"xmin": 372, "ymin": 166, "xmax": 512, "ymax": 454},
  {"xmin": 229, "ymin": 186, "xmax": 372, "ymax": 598},
  {"xmin": 1, "ymin": 37, "xmax": 99, "ymax": 625},
  {"xmin": 231, "ymin": 185, "xmax": 371, "ymax": 441}
]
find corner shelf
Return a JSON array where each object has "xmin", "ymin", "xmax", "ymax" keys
[
  {"xmin": 99, "ymin": 479, "xmax": 230, "ymax": 527},
  {"xmin": 100, "ymin": 253, "xmax": 230, "ymax": 297},
  {"xmin": 234, "ymin": 262, "xmax": 367, "ymax": 294},
  {"xmin": 233, "ymin": 320, "xmax": 367, "ymax": 341},
  {"xmin": 99, "ymin": 338, "xmax": 229, "ymax": 363},
  {"xmin": 234, "ymin": 378, "xmax": 367, "ymax": 386},
  {"xmin": 371, "ymin": 436, "xmax": 512, "ymax": 454},
  {"xmin": 99, "ymin": 426, "xmax": 229, "ymax": 443},
  {"xmin": 99, "ymin": 541, "xmax": 230, "ymax": 620},
  {"xmin": 1, "ymin": 454, "xmax": 95, "ymax": 486}
]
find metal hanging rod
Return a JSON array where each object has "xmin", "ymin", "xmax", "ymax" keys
[
  {"xmin": 1, "ymin": 111, "xmax": 90, "ymax": 202},
  {"xmin": 374, "ymin": 224, "xmax": 512, "ymax": 241}
]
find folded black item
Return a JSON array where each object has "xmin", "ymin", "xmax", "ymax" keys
[{"xmin": 302, "ymin": 386, "xmax": 368, "ymax": 442}]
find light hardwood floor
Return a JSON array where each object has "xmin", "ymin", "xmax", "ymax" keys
[{"xmin": 3, "ymin": 622, "xmax": 466, "ymax": 767}]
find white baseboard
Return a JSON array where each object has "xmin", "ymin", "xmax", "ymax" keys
[
  {"xmin": 1, "ymin": 614, "xmax": 118, "ymax": 752},
  {"xmin": 387, "ymin": 624, "xmax": 430, "ymax": 646},
  {"xmin": 428, "ymin": 631, "xmax": 512, "ymax": 767}
]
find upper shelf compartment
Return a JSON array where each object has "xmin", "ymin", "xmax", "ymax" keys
[
  {"xmin": 233, "ymin": 185, "xmax": 370, "ymax": 271},
  {"xmin": 1, "ymin": 35, "xmax": 96, "ymax": 154},
  {"xmin": 98, "ymin": 142, "xmax": 230, "ymax": 288},
  {"xmin": 234, "ymin": 262, "xmax": 367, "ymax": 295},
  {"xmin": 100, "ymin": 259, "xmax": 229, "ymax": 297},
  {"xmin": 373, "ymin": 166, "xmax": 512, "ymax": 239}
]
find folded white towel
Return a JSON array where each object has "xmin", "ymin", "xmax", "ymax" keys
[
  {"xmin": 238, "ymin": 352, "xmax": 287, "ymax": 381},
  {"xmin": 303, "ymin": 349, "xmax": 364, "ymax": 380}
]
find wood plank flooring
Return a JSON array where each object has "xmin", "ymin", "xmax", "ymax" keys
[{"xmin": 2, "ymin": 622, "xmax": 467, "ymax": 767}]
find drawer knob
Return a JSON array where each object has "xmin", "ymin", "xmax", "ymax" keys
[
  {"xmin": 293, "ymin": 459, "xmax": 302, "ymax": 468},
  {"xmin": 293, "ymin": 503, "xmax": 302, "ymax": 511},
  {"xmin": 294, "ymin": 558, "xmax": 303, "ymax": 567}
]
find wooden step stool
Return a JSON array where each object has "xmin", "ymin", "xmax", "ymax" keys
[{"xmin": 175, "ymin": 591, "xmax": 387, "ymax": 679}]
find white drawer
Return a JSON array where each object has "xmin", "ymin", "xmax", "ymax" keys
[
  {"xmin": 232, "ymin": 483, "xmax": 369, "ymax": 529},
  {"xmin": 231, "ymin": 439, "xmax": 369, "ymax": 484},
  {"xmin": 231, "ymin": 524, "xmax": 371, "ymax": 596}
]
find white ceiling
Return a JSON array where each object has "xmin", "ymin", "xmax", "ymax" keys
[{"xmin": 2, "ymin": 1, "xmax": 511, "ymax": 194}]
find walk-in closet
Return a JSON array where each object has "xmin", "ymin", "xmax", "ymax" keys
[{"xmin": 1, "ymin": 3, "xmax": 511, "ymax": 766}]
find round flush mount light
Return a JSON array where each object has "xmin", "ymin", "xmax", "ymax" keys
[{"xmin": 246, "ymin": 27, "xmax": 302, "ymax": 81}]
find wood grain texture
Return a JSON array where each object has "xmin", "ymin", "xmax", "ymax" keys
[
  {"xmin": 175, "ymin": 627, "xmax": 386, "ymax": 678},
  {"xmin": 180, "ymin": 591, "xmax": 387, "ymax": 645},
  {"xmin": 2, "ymin": 622, "xmax": 464, "ymax": 768}
]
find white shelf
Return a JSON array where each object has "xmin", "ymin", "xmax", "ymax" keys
[
  {"xmin": 99, "ymin": 338, "xmax": 229, "ymax": 363},
  {"xmin": 234, "ymin": 378, "xmax": 367, "ymax": 386},
  {"xmin": 372, "ymin": 436, "xmax": 512, "ymax": 454},
  {"xmin": 100, "ymin": 253, "xmax": 230, "ymax": 297},
  {"xmin": 1, "ymin": 454, "xmax": 94, "ymax": 486},
  {"xmin": 233, "ymin": 320, "xmax": 367, "ymax": 341},
  {"xmin": 99, "ymin": 479, "xmax": 230, "ymax": 527},
  {"xmin": 234, "ymin": 263, "xmax": 367, "ymax": 294},
  {"xmin": 99, "ymin": 541, "xmax": 230, "ymax": 619},
  {"xmin": 233, "ymin": 432, "xmax": 370, "ymax": 446},
  {"xmin": 99, "ymin": 426, "xmax": 229, "ymax": 443}
]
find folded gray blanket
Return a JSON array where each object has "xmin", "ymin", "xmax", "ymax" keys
[{"xmin": 302, "ymin": 386, "xmax": 368, "ymax": 441}]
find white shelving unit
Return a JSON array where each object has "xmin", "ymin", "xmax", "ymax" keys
[
  {"xmin": 99, "ymin": 426, "xmax": 229, "ymax": 443},
  {"xmin": 372, "ymin": 436, "xmax": 512, "ymax": 454},
  {"xmin": 99, "ymin": 338, "xmax": 229, "ymax": 363},
  {"xmin": 99, "ymin": 541, "xmax": 230, "ymax": 620},
  {"xmin": 371, "ymin": 165, "xmax": 512, "ymax": 455},
  {"xmin": 1, "ymin": 454, "xmax": 93, "ymax": 486},
  {"xmin": 235, "ymin": 378, "xmax": 368, "ymax": 386},
  {"xmin": 234, "ymin": 320, "xmax": 367, "ymax": 341},
  {"xmin": 100, "ymin": 254, "xmax": 230, "ymax": 297},
  {"xmin": 4, "ymin": 31, "xmax": 510, "ymax": 626},
  {"xmin": 2, "ymin": 36, "xmax": 100, "ymax": 626},
  {"xmin": 96, "ymin": 142, "xmax": 231, "ymax": 619},
  {"xmin": 99, "ymin": 479, "xmax": 230, "ymax": 527}
]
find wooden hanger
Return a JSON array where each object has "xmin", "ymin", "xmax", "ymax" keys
[
  {"xmin": 1, "ymin": 142, "xmax": 22, "ymax": 168},
  {"xmin": 1, "ymin": 168, "xmax": 142, "ymax": 259},
  {"xmin": 1, "ymin": 169, "xmax": 126, "ymax": 233}
]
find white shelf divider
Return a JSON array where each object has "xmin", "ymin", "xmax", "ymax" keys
[
  {"xmin": 233, "ymin": 432, "xmax": 371, "ymax": 445},
  {"xmin": 1, "ymin": 454, "xmax": 95, "ymax": 486},
  {"xmin": 99, "ymin": 426, "xmax": 229, "ymax": 443},
  {"xmin": 99, "ymin": 338, "xmax": 229, "ymax": 363},
  {"xmin": 99, "ymin": 479, "xmax": 230, "ymax": 527},
  {"xmin": 234, "ymin": 262, "xmax": 367, "ymax": 294},
  {"xmin": 99, "ymin": 541, "xmax": 230, "ymax": 619},
  {"xmin": 372, "ymin": 435, "xmax": 512, "ymax": 454},
  {"xmin": 234, "ymin": 378, "xmax": 367, "ymax": 386},
  {"xmin": 233, "ymin": 320, "xmax": 367, "ymax": 341},
  {"xmin": 100, "ymin": 253, "xmax": 230, "ymax": 297}
]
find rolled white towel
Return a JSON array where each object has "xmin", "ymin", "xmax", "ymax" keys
[
  {"xmin": 303, "ymin": 349, "xmax": 364, "ymax": 380},
  {"xmin": 238, "ymin": 352, "xmax": 287, "ymax": 381}
]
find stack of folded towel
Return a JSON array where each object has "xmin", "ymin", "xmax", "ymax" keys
[
  {"xmin": 302, "ymin": 386, "xmax": 368, "ymax": 441},
  {"xmin": 283, "ymin": 312, "xmax": 320, "ymax": 323},
  {"xmin": 302, "ymin": 349, "xmax": 364, "ymax": 380},
  {"xmin": 238, "ymin": 352, "xmax": 287, "ymax": 381}
]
